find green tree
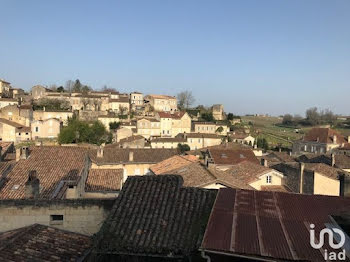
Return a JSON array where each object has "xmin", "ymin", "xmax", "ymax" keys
[
  {"xmin": 257, "ymin": 138, "xmax": 269, "ymax": 151},
  {"xmin": 109, "ymin": 121, "xmax": 121, "ymax": 130},
  {"xmin": 201, "ymin": 112, "xmax": 214, "ymax": 122},
  {"xmin": 58, "ymin": 119, "xmax": 110, "ymax": 145},
  {"xmin": 216, "ymin": 126, "xmax": 224, "ymax": 133},
  {"xmin": 177, "ymin": 143, "xmax": 190, "ymax": 153},
  {"xmin": 57, "ymin": 86, "xmax": 65, "ymax": 92}
]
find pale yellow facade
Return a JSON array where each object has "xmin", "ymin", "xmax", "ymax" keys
[
  {"xmin": 0, "ymin": 99, "xmax": 18, "ymax": 109},
  {"xmin": 186, "ymin": 136, "xmax": 222, "ymax": 150},
  {"xmin": 249, "ymin": 171, "xmax": 284, "ymax": 190},
  {"xmin": 137, "ymin": 118, "xmax": 161, "ymax": 138},
  {"xmin": 313, "ymin": 172, "xmax": 340, "ymax": 196},
  {"xmin": 0, "ymin": 79, "xmax": 11, "ymax": 94},
  {"xmin": 130, "ymin": 92, "xmax": 144, "ymax": 106},
  {"xmin": 146, "ymin": 95, "xmax": 177, "ymax": 112},
  {"xmin": 31, "ymin": 119, "xmax": 61, "ymax": 139},
  {"xmin": 33, "ymin": 110, "xmax": 73, "ymax": 125}
]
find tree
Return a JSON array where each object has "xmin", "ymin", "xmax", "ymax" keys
[
  {"xmin": 216, "ymin": 126, "xmax": 224, "ymax": 133},
  {"xmin": 109, "ymin": 121, "xmax": 121, "ymax": 130},
  {"xmin": 320, "ymin": 109, "xmax": 336, "ymax": 125},
  {"xmin": 177, "ymin": 91, "xmax": 195, "ymax": 109},
  {"xmin": 72, "ymin": 79, "xmax": 82, "ymax": 92},
  {"xmin": 177, "ymin": 143, "xmax": 190, "ymax": 153},
  {"xmin": 82, "ymin": 98, "xmax": 90, "ymax": 110},
  {"xmin": 282, "ymin": 114, "xmax": 294, "ymax": 126},
  {"xmin": 227, "ymin": 113, "xmax": 234, "ymax": 121},
  {"xmin": 102, "ymin": 85, "xmax": 118, "ymax": 93},
  {"xmin": 305, "ymin": 107, "xmax": 320, "ymax": 126},
  {"xmin": 93, "ymin": 99, "xmax": 102, "ymax": 111},
  {"xmin": 57, "ymin": 86, "xmax": 65, "ymax": 92},
  {"xmin": 65, "ymin": 80, "xmax": 74, "ymax": 93},
  {"xmin": 49, "ymin": 84, "xmax": 57, "ymax": 91},
  {"xmin": 201, "ymin": 112, "xmax": 214, "ymax": 122},
  {"xmin": 58, "ymin": 119, "xmax": 110, "ymax": 145},
  {"xmin": 257, "ymin": 138, "xmax": 269, "ymax": 151}
]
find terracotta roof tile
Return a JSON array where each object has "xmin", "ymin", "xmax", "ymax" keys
[
  {"xmin": 151, "ymin": 154, "xmax": 198, "ymax": 174},
  {"xmin": 303, "ymin": 127, "xmax": 346, "ymax": 144},
  {"xmin": 208, "ymin": 148, "xmax": 259, "ymax": 165},
  {"xmin": 0, "ymin": 224, "xmax": 91, "ymax": 261},
  {"xmin": 89, "ymin": 148, "xmax": 179, "ymax": 165},
  {"xmin": 0, "ymin": 146, "xmax": 88, "ymax": 199},
  {"xmin": 85, "ymin": 169, "xmax": 123, "ymax": 192}
]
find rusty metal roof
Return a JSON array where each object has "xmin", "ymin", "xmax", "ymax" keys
[{"xmin": 201, "ymin": 188, "xmax": 350, "ymax": 261}]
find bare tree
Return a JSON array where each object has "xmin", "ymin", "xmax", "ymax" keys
[
  {"xmin": 65, "ymin": 80, "xmax": 74, "ymax": 93},
  {"xmin": 102, "ymin": 85, "xmax": 118, "ymax": 93},
  {"xmin": 93, "ymin": 99, "xmax": 102, "ymax": 111},
  {"xmin": 177, "ymin": 91, "xmax": 195, "ymax": 109},
  {"xmin": 82, "ymin": 98, "xmax": 90, "ymax": 110}
]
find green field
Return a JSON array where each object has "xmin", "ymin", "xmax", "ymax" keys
[{"xmin": 240, "ymin": 116, "xmax": 350, "ymax": 149}]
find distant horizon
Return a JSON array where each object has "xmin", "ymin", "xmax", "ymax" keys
[{"xmin": 1, "ymin": 0, "xmax": 349, "ymax": 116}]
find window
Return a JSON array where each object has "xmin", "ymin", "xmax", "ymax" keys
[
  {"xmin": 35, "ymin": 127, "xmax": 39, "ymax": 132},
  {"xmin": 50, "ymin": 215, "xmax": 64, "ymax": 225},
  {"xmin": 266, "ymin": 175, "xmax": 272, "ymax": 184}
]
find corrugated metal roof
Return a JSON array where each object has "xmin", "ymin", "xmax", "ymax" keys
[{"xmin": 201, "ymin": 188, "xmax": 350, "ymax": 261}]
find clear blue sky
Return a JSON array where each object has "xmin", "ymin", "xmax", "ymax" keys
[{"xmin": 1, "ymin": 0, "xmax": 349, "ymax": 116}]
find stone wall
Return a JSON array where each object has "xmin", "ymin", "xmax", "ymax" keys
[{"xmin": 0, "ymin": 198, "xmax": 114, "ymax": 235}]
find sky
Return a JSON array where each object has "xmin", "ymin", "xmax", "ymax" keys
[{"xmin": 1, "ymin": 0, "xmax": 349, "ymax": 116}]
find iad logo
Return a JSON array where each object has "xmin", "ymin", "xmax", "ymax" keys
[{"xmin": 309, "ymin": 223, "xmax": 346, "ymax": 261}]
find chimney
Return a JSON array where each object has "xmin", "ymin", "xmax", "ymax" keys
[
  {"xmin": 333, "ymin": 135, "xmax": 337, "ymax": 144},
  {"xmin": 331, "ymin": 153, "xmax": 335, "ymax": 167},
  {"xmin": 25, "ymin": 170, "xmax": 40, "ymax": 199},
  {"xmin": 262, "ymin": 158, "xmax": 268, "ymax": 167},
  {"xmin": 16, "ymin": 147, "xmax": 30, "ymax": 161},
  {"xmin": 129, "ymin": 151, "xmax": 134, "ymax": 162},
  {"xmin": 300, "ymin": 162, "xmax": 305, "ymax": 194},
  {"xmin": 279, "ymin": 147, "xmax": 282, "ymax": 152},
  {"xmin": 97, "ymin": 144, "xmax": 105, "ymax": 158},
  {"xmin": 16, "ymin": 148, "xmax": 21, "ymax": 162},
  {"xmin": 204, "ymin": 154, "xmax": 209, "ymax": 167}
]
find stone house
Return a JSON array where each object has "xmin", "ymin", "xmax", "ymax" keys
[
  {"xmin": 115, "ymin": 126, "xmax": 134, "ymax": 142},
  {"xmin": 150, "ymin": 137, "xmax": 187, "ymax": 149},
  {"xmin": 0, "ymin": 104, "xmax": 32, "ymax": 126},
  {"xmin": 156, "ymin": 111, "xmax": 191, "ymax": 137},
  {"xmin": 0, "ymin": 118, "xmax": 31, "ymax": 142},
  {"xmin": 0, "ymin": 98, "xmax": 18, "ymax": 109},
  {"xmin": 230, "ymin": 132, "xmax": 255, "ymax": 145},
  {"xmin": 144, "ymin": 94, "xmax": 177, "ymax": 112},
  {"xmin": 108, "ymin": 97, "xmax": 130, "ymax": 114},
  {"xmin": 0, "ymin": 79, "xmax": 11, "ymax": 95},
  {"xmin": 184, "ymin": 133, "xmax": 223, "ymax": 150},
  {"xmin": 193, "ymin": 121, "xmax": 228, "ymax": 135},
  {"xmin": 31, "ymin": 85, "xmax": 52, "ymax": 100},
  {"xmin": 136, "ymin": 118, "xmax": 161, "ymax": 138},
  {"xmin": 97, "ymin": 114, "xmax": 119, "ymax": 131},
  {"xmin": 130, "ymin": 91, "xmax": 144, "ymax": 110},
  {"xmin": 292, "ymin": 127, "xmax": 346, "ymax": 155},
  {"xmin": 272, "ymin": 162, "xmax": 350, "ymax": 196},
  {"xmin": 31, "ymin": 118, "xmax": 62, "ymax": 139},
  {"xmin": 33, "ymin": 110, "xmax": 73, "ymax": 125},
  {"xmin": 88, "ymin": 147, "xmax": 178, "ymax": 178}
]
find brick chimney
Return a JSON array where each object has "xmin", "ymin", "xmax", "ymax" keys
[
  {"xmin": 25, "ymin": 170, "xmax": 40, "ymax": 199},
  {"xmin": 129, "ymin": 151, "xmax": 134, "ymax": 162},
  {"xmin": 262, "ymin": 158, "xmax": 268, "ymax": 167},
  {"xmin": 300, "ymin": 162, "xmax": 305, "ymax": 194},
  {"xmin": 333, "ymin": 135, "xmax": 337, "ymax": 144}
]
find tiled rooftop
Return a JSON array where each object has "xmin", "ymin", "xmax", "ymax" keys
[
  {"xmin": 0, "ymin": 224, "xmax": 91, "ymax": 261},
  {"xmin": 208, "ymin": 148, "xmax": 259, "ymax": 165},
  {"xmin": 92, "ymin": 175, "xmax": 217, "ymax": 258},
  {"xmin": 0, "ymin": 146, "xmax": 88, "ymax": 199},
  {"xmin": 85, "ymin": 169, "xmax": 123, "ymax": 192},
  {"xmin": 150, "ymin": 154, "xmax": 198, "ymax": 174},
  {"xmin": 303, "ymin": 127, "xmax": 346, "ymax": 144},
  {"xmin": 89, "ymin": 148, "xmax": 179, "ymax": 165}
]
